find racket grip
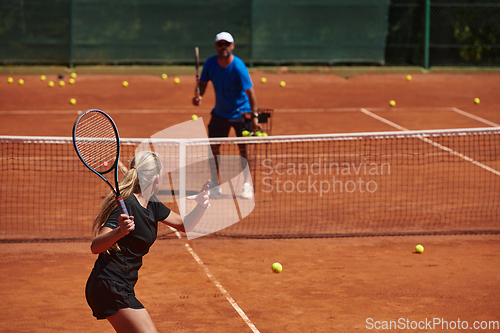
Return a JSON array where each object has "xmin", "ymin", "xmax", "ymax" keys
[{"xmin": 116, "ymin": 196, "xmax": 129, "ymax": 216}]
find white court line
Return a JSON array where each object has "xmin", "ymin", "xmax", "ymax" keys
[
  {"xmin": 451, "ymin": 108, "xmax": 500, "ymax": 127},
  {"xmin": 360, "ymin": 108, "xmax": 500, "ymax": 177},
  {"xmin": 0, "ymin": 108, "xmax": 361, "ymax": 115},
  {"xmin": 0, "ymin": 107, "xmax": 457, "ymax": 115},
  {"xmin": 366, "ymin": 107, "xmax": 456, "ymax": 112},
  {"xmin": 0, "ymin": 109, "xmax": 204, "ymax": 115},
  {"xmin": 169, "ymin": 227, "xmax": 260, "ymax": 333}
]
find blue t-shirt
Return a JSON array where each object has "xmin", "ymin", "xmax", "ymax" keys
[{"xmin": 200, "ymin": 55, "xmax": 253, "ymax": 119}]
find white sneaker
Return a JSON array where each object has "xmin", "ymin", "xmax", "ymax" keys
[
  {"xmin": 208, "ymin": 181, "xmax": 221, "ymax": 196},
  {"xmin": 241, "ymin": 183, "xmax": 254, "ymax": 199}
]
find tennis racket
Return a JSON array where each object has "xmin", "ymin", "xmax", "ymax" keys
[
  {"xmin": 195, "ymin": 46, "xmax": 200, "ymax": 98},
  {"xmin": 72, "ymin": 109, "xmax": 129, "ymax": 217}
]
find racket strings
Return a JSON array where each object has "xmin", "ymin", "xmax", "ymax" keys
[{"xmin": 75, "ymin": 112, "xmax": 118, "ymax": 171}]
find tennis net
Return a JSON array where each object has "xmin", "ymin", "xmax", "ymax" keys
[{"xmin": 1, "ymin": 127, "xmax": 499, "ymax": 242}]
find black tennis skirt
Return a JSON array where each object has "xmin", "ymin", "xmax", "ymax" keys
[{"xmin": 85, "ymin": 277, "xmax": 144, "ymax": 320}]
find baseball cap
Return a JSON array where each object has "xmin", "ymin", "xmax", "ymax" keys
[{"xmin": 215, "ymin": 32, "xmax": 234, "ymax": 43}]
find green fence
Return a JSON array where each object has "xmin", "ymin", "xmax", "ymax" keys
[{"xmin": 1, "ymin": 0, "xmax": 499, "ymax": 67}]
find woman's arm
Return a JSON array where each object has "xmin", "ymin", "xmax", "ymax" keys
[
  {"xmin": 160, "ymin": 204, "xmax": 208, "ymax": 233},
  {"xmin": 90, "ymin": 214, "xmax": 135, "ymax": 254},
  {"xmin": 160, "ymin": 180, "xmax": 210, "ymax": 233}
]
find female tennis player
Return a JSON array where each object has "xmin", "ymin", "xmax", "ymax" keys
[{"xmin": 85, "ymin": 151, "xmax": 209, "ymax": 332}]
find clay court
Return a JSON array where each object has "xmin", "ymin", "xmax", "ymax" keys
[{"xmin": 1, "ymin": 70, "xmax": 500, "ymax": 332}]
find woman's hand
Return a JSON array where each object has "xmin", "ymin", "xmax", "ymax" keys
[
  {"xmin": 186, "ymin": 180, "xmax": 210, "ymax": 208},
  {"xmin": 118, "ymin": 214, "xmax": 135, "ymax": 235}
]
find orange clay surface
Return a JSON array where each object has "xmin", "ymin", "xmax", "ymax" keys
[{"xmin": 1, "ymin": 71, "xmax": 500, "ymax": 332}]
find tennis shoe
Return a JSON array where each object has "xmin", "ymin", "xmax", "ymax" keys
[
  {"xmin": 208, "ymin": 181, "xmax": 221, "ymax": 196},
  {"xmin": 241, "ymin": 183, "xmax": 254, "ymax": 199}
]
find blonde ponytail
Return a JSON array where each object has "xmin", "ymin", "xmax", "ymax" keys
[{"xmin": 92, "ymin": 151, "xmax": 163, "ymax": 237}]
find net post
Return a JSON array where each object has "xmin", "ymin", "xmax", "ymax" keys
[{"xmin": 179, "ymin": 140, "xmax": 187, "ymax": 218}]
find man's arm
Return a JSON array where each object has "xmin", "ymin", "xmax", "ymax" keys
[
  {"xmin": 245, "ymin": 87, "xmax": 260, "ymax": 131},
  {"xmin": 193, "ymin": 81, "xmax": 208, "ymax": 106}
]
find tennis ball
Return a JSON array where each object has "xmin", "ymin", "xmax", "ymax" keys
[
  {"xmin": 242, "ymin": 130, "xmax": 250, "ymax": 137},
  {"xmin": 18, "ymin": 79, "xmax": 24, "ymax": 85},
  {"xmin": 415, "ymin": 244, "xmax": 424, "ymax": 253},
  {"xmin": 389, "ymin": 100, "xmax": 396, "ymax": 107},
  {"xmin": 59, "ymin": 80, "xmax": 65, "ymax": 87},
  {"xmin": 40, "ymin": 75, "xmax": 46, "ymax": 81},
  {"xmin": 406, "ymin": 75, "xmax": 412, "ymax": 81},
  {"xmin": 70, "ymin": 72, "xmax": 77, "ymax": 79},
  {"xmin": 280, "ymin": 81, "xmax": 286, "ymax": 87},
  {"xmin": 7, "ymin": 77, "xmax": 13, "ymax": 83},
  {"xmin": 255, "ymin": 130, "xmax": 263, "ymax": 137},
  {"xmin": 191, "ymin": 114, "xmax": 198, "ymax": 120},
  {"xmin": 272, "ymin": 262, "xmax": 282, "ymax": 274},
  {"xmin": 122, "ymin": 81, "xmax": 129, "ymax": 87},
  {"xmin": 161, "ymin": 73, "xmax": 168, "ymax": 79},
  {"xmin": 69, "ymin": 78, "xmax": 75, "ymax": 84},
  {"xmin": 70, "ymin": 98, "xmax": 76, "ymax": 105},
  {"xmin": 48, "ymin": 81, "xmax": 54, "ymax": 87},
  {"xmin": 261, "ymin": 77, "xmax": 267, "ymax": 83},
  {"xmin": 474, "ymin": 98, "xmax": 480, "ymax": 104},
  {"xmin": 174, "ymin": 78, "xmax": 180, "ymax": 84},
  {"xmin": 262, "ymin": 132, "xmax": 268, "ymax": 137}
]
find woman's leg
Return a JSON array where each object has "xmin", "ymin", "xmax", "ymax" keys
[{"xmin": 107, "ymin": 308, "xmax": 158, "ymax": 333}]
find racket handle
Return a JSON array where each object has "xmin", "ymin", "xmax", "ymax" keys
[{"xmin": 116, "ymin": 196, "xmax": 129, "ymax": 216}]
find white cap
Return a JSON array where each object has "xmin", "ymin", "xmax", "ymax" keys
[{"xmin": 215, "ymin": 32, "xmax": 234, "ymax": 43}]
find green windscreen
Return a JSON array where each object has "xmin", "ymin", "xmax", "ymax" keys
[
  {"xmin": 251, "ymin": 0, "xmax": 389, "ymax": 64},
  {"xmin": 1, "ymin": 0, "xmax": 388, "ymax": 65}
]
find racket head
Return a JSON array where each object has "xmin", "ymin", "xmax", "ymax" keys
[{"xmin": 72, "ymin": 109, "xmax": 120, "ymax": 176}]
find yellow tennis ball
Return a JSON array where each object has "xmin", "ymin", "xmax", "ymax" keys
[
  {"xmin": 161, "ymin": 73, "xmax": 168, "ymax": 79},
  {"xmin": 261, "ymin": 77, "xmax": 267, "ymax": 83},
  {"xmin": 69, "ymin": 78, "xmax": 75, "ymax": 84},
  {"xmin": 48, "ymin": 81, "xmax": 54, "ymax": 87},
  {"xmin": 18, "ymin": 79, "xmax": 24, "ymax": 85},
  {"xmin": 70, "ymin": 98, "xmax": 76, "ymax": 105},
  {"xmin": 474, "ymin": 98, "xmax": 480, "ymax": 104},
  {"xmin": 389, "ymin": 100, "xmax": 396, "ymax": 107},
  {"xmin": 191, "ymin": 114, "xmax": 198, "ymax": 120},
  {"xmin": 40, "ymin": 75, "xmax": 46, "ymax": 81},
  {"xmin": 70, "ymin": 72, "xmax": 77, "ymax": 79},
  {"xmin": 242, "ymin": 130, "xmax": 250, "ymax": 137},
  {"xmin": 280, "ymin": 81, "xmax": 286, "ymax": 87},
  {"xmin": 415, "ymin": 244, "xmax": 424, "ymax": 253},
  {"xmin": 174, "ymin": 78, "xmax": 180, "ymax": 84},
  {"xmin": 272, "ymin": 262, "xmax": 282, "ymax": 274},
  {"xmin": 7, "ymin": 77, "xmax": 13, "ymax": 83},
  {"xmin": 59, "ymin": 80, "xmax": 65, "ymax": 87},
  {"xmin": 406, "ymin": 75, "xmax": 412, "ymax": 81},
  {"xmin": 262, "ymin": 132, "xmax": 268, "ymax": 137},
  {"xmin": 122, "ymin": 81, "xmax": 129, "ymax": 87}
]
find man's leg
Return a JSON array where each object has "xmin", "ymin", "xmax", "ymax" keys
[
  {"xmin": 207, "ymin": 114, "xmax": 231, "ymax": 195},
  {"xmin": 233, "ymin": 117, "xmax": 254, "ymax": 199}
]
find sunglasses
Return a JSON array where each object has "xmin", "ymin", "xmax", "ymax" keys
[{"xmin": 216, "ymin": 41, "xmax": 232, "ymax": 47}]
